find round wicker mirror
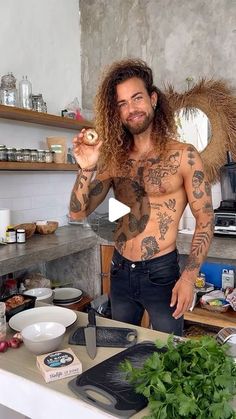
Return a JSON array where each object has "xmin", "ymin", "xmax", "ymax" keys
[{"xmin": 165, "ymin": 79, "xmax": 236, "ymax": 184}]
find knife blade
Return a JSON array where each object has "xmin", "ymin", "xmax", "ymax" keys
[{"xmin": 84, "ymin": 309, "xmax": 97, "ymax": 359}]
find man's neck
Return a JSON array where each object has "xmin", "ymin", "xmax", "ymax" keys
[{"xmin": 132, "ymin": 130, "xmax": 154, "ymax": 157}]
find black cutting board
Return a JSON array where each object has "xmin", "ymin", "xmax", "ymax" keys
[{"xmin": 68, "ymin": 341, "xmax": 165, "ymax": 418}]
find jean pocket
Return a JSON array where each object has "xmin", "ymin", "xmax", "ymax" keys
[
  {"xmin": 110, "ymin": 260, "xmax": 121, "ymax": 277},
  {"xmin": 147, "ymin": 265, "xmax": 179, "ymax": 286}
]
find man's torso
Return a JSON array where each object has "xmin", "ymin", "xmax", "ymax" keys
[{"xmin": 111, "ymin": 142, "xmax": 188, "ymax": 261}]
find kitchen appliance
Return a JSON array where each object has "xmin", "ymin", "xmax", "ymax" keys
[
  {"xmin": 214, "ymin": 151, "xmax": 236, "ymax": 236},
  {"xmin": 84, "ymin": 309, "xmax": 97, "ymax": 359},
  {"xmin": 68, "ymin": 341, "xmax": 165, "ymax": 417}
]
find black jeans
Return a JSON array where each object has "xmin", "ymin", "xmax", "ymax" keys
[{"xmin": 110, "ymin": 248, "xmax": 183, "ymax": 336}]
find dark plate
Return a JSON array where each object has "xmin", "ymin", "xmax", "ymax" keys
[{"xmin": 0, "ymin": 293, "xmax": 37, "ymax": 322}]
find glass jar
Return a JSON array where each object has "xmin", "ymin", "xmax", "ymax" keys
[
  {"xmin": 30, "ymin": 149, "xmax": 38, "ymax": 162},
  {"xmin": 15, "ymin": 148, "xmax": 24, "ymax": 162},
  {"xmin": 22, "ymin": 149, "xmax": 31, "ymax": 162},
  {"xmin": 45, "ymin": 149, "xmax": 54, "ymax": 163},
  {"xmin": 0, "ymin": 72, "xmax": 18, "ymax": 107},
  {"xmin": 6, "ymin": 226, "xmax": 16, "ymax": 243},
  {"xmin": 32, "ymin": 94, "xmax": 44, "ymax": 112},
  {"xmin": 7, "ymin": 147, "xmax": 17, "ymax": 161},
  {"xmin": 37, "ymin": 150, "xmax": 45, "ymax": 162},
  {"xmin": 16, "ymin": 229, "xmax": 26, "ymax": 243},
  {"xmin": 0, "ymin": 302, "xmax": 6, "ymax": 342},
  {"xmin": 42, "ymin": 102, "xmax": 47, "ymax": 113},
  {"xmin": 0, "ymin": 145, "xmax": 7, "ymax": 161}
]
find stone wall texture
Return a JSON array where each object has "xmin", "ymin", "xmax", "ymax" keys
[{"xmin": 80, "ymin": 0, "xmax": 236, "ymax": 109}]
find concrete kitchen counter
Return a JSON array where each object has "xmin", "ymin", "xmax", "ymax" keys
[{"xmin": 0, "ymin": 225, "xmax": 97, "ymax": 275}]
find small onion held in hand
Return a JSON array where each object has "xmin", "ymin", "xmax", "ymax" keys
[{"xmin": 83, "ymin": 129, "xmax": 99, "ymax": 146}]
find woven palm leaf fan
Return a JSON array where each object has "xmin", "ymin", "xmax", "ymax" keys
[{"xmin": 165, "ymin": 79, "xmax": 236, "ymax": 184}]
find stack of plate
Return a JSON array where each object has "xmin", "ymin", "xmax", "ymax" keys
[{"xmin": 53, "ymin": 287, "xmax": 83, "ymax": 306}]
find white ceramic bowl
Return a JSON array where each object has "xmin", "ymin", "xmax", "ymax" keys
[
  {"xmin": 21, "ymin": 321, "xmax": 66, "ymax": 355},
  {"xmin": 24, "ymin": 288, "xmax": 54, "ymax": 304}
]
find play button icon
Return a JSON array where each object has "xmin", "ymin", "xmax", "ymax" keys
[{"xmin": 108, "ymin": 198, "xmax": 130, "ymax": 222}]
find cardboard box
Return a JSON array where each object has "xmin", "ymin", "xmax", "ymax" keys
[{"xmin": 36, "ymin": 347, "xmax": 82, "ymax": 383}]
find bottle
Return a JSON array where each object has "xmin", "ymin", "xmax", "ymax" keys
[
  {"xmin": 221, "ymin": 269, "xmax": 235, "ymax": 289},
  {"xmin": 0, "ymin": 302, "xmax": 6, "ymax": 341},
  {"xmin": 5, "ymin": 274, "xmax": 17, "ymax": 295},
  {"xmin": 19, "ymin": 76, "xmax": 32, "ymax": 109}
]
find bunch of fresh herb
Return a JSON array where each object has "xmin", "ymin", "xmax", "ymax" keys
[{"xmin": 121, "ymin": 336, "xmax": 236, "ymax": 419}]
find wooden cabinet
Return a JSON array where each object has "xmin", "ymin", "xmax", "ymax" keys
[
  {"xmin": 100, "ymin": 244, "xmax": 150, "ymax": 328},
  {"xmin": 0, "ymin": 104, "xmax": 93, "ymax": 172}
]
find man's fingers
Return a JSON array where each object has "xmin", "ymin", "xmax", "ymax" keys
[
  {"xmin": 170, "ymin": 288, "xmax": 177, "ymax": 308},
  {"xmin": 172, "ymin": 300, "xmax": 184, "ymax": 319}
]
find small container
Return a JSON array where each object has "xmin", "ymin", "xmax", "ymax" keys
[
  {"xmin": 0, "ymin": 302, "xmax": 6, "ymax": 342},
  {"xmin": 195, "ymin": 272, "xmax": 206, "ymax": 288},
  {"xmin": 7, "ymin": 147, "xmax": 17, "ymax": 161},
  {"xmin": 22, "ymin": 149, "xmax": 31, "ymax": 162},
  {"xmin": 0, "ymin": 145, "xmax": 7, "ymax": 161},
  {"xmin": 30, "ymin": 149, "xmax": 38, "ymax": 162},
  {"xmin": 42, "ymin": 102, "xmax": 47, "ymax": 113},
  {"xmin": 15, "ymin": 148, "xmax": 24, "ymax": 162},
  {"xmin": 37, "ymin": 150, "xmax": 45, "ymax": 163},
  {"xmin": 45, "ymin": 149, "xmax": 54, "ymax": 163},
  {"xmin": 32, "ymin": 94, "xmax": 44, "ymax": 112},
  {"xmin": 0, "ymin": 72, "xmax": 18, "ymax": 107},
  {"xmin": 6, "ymin": 226, "xmax": 16, "ymax": 243},
  {"xmin": 5, "ymin": 276, "xmax": 17, "ymax": 296},
  {"xmin": 17, "ymin": 229, "xmax": 26, "ymax": 243},
  {"xmin": 221, "ymin": 269, "xmax": 235, "ymax": 289}
]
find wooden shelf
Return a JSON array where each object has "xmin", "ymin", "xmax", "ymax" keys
[
  {"xmin": 0, "ymin": 162, "xmax": 78, "ymax": 171},
  {"xmin": 184, "ymin": 306, "xmax": 236, "ymax": 329},
  {"xmin": 0, "ymin": 104, "xmax": 93, "ymax": 130}
]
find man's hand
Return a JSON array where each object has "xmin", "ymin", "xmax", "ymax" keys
[
  {"xmin": 73, "ymin": 128, "xmax": 102, "ymax": 169},
  {"xmin": 170, "ymin": 278, "xmax": 194, "ymax": 319}
]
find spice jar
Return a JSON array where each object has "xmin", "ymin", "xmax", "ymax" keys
[
  {"xmin": 32, "ymin": 94, "xmax": 44, "ymax": 112},
  {"xmin": 30, "ymin": 149, "xmax": 38, "ymax": 162},
  {"xmin": 15, "ymin": 149, "xmax": 24, "ymax": 162},
  {"xmin": 0, "ymin": 145, "xmax": 7, "ymax": 161},
  {"xmin": 16, "ymin": 229, "xmax": 26, "ymax": 243},
  {"xmin": 0, "ymin": 302, "xmax": 6, "ymax": 342},
  {"xmin": 7, "ymin": 147, "xmax": 17, "ymax": 161},
  {"xmin": 37, "ymin": 150, "xmax": 45, "ymax": 163},
  {"xmin": 22, "ymin": 149, "xmax": 31, "ymax": 162},
  {"xmin": 6, "ymin": 226, "xmax": 16, "ymax": 243},
  {"xmin": 45, "ymin": 149, "xmax": 54, "ymax": 163},
  {"xmin": 0, "ymin": 72, "xmax": 18, "ymax": 107}
]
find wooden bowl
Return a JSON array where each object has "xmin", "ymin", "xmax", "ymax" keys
[
  {"xmin": 14, "ymin": 223, "xmax": 36, "ymax": 239},
  {"xmin": 35, "ymin": 221, "xmax": 59, "ymax": 235}
]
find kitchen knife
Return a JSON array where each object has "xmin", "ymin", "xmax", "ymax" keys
[{"xmin": 84, "ymin": 309, "xmax": 97, "ymax": 359}]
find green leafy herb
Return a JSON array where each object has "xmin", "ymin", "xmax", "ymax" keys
[{"xmin": 121, "ymin": 336, "xmax": 236, "ymax": 419}]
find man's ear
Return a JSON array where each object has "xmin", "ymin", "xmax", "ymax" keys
[{"xmin": 151, "ymin": 91, "xmax": 158, "ymax": 109}]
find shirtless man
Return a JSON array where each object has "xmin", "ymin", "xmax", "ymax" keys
[{"xmin": 69, "ymin": 58, "xmax": 214, "ymax": 336}]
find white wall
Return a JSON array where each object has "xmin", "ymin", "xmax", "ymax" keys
[{"xmin": 0, "ymin": 0, "xmax": 81, "ymax": 225}]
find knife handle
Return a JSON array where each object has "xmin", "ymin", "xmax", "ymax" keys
[{"xmin": 88, "ymin": 308, "xmax": 96, "ymax": 326}]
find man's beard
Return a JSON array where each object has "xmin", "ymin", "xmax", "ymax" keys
[{"xmin": 123, "ymin": 110, "xmax": 154, "ymax": 135}]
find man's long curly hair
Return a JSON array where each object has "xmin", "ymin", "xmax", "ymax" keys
[{"xmin": 94, "ymin": 58, "xmax": 177, "ymax": 171}]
